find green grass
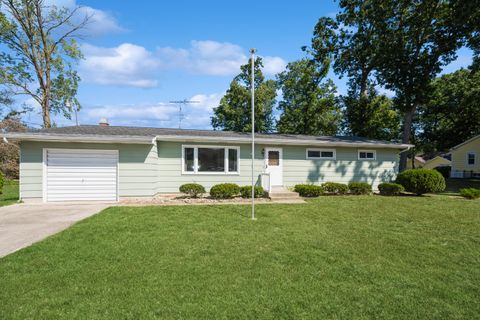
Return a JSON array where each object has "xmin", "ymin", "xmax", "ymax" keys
[
  {"xmin": 442, "ymin": 178, "xmax": 480, "ymax": 195},
  {"xmin": 1, "ymin": 196, "xmax": 479, "ymax": 319},
  {"xmin": 0, "ymin": 180, "xmax": 19, "ymax": 206}
]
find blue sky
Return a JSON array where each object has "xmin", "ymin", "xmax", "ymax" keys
[{"xmin": 20, "ymin": 0, "xmax": 473, "ymax": 129}]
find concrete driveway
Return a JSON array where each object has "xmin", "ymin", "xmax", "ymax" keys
[{"xmin": 0, "ymin": 203, "xmax": 110, "ymax": 258}]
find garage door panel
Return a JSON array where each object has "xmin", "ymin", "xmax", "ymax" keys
[
  {"xmin": 47, "ymin": 160, "xmax": 117, "ymax": 167},
  {"xmin": 46, "ymin": 149, "xmax": 118, "ymax": 202}
]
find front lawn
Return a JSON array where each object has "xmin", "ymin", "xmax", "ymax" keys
[
  {"xmin": 1, "ymin": 196, "xmax": 479, "ymax": 319},
  {"xmin": 0, "ymin": 180, "xmax": 19, "ymax": 206}
]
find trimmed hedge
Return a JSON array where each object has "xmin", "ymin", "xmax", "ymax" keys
[
  {"xmin": 210, "ymin": 183, "xmax": 240, "ymax": 199},
  {"xmin": 294, "ymin": 184, "xmax": 324, "ymax": 197},
  {"xmin": 348, "ymin": 182, "xmax": 372, "ymax": 195},
  {"xmin": 179, "ymin": 183, "xmax": 206, "ymax": 198},
  {"xmin": 434, "ymin": 166, "xmax": 451, "ymax": 179},
  {"xmin": 239, "ymin": 186, "xmax": 265, "ymax": 198},
  {"xmin": 395, "ymin": 169, "xmax": 446, "ymax": 195},
  {"xmin": 459, "ymin": 188, "xmax": 480, "ymax": 200},
  {"xmin": 322, "ymin": 182, "xmax": 348, "ymax": 195},
  {"xmin": 378, "ymin": 182, "xmax": 405, "ymax": 196},
  {"xmin": 0, "ymin": 171, "xmax": 3, "ymax": 195}
]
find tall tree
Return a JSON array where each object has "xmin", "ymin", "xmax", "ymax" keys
[
  {"xmin": 342, "ymin": 86, "xmax": 400, "ymax": 140},
  {"xmin": 211, "ymin": 57, "xmax": 276, "ymax": 133},
  {"xmin": 417, "ymin": 69, "xmax": 480, "ymax": 153},
  {"xmin": 276, "ymin": 58, "xmax": 340, "ymax": 135},
  {"xmin": 311, "ymin": 2, "xmax": 395, "ymax": 141},
  {"xmin": 0, "ymin": 0, "xmax": 89, "ymax": 128},
  {"xmin": 373, "ymin": 0, "xmax": 475, "ymax": 171},
  {"xmin": 312, "ymin": 0, "xmax": 478, "ymax": 171}
]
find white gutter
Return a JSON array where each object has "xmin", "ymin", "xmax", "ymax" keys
[
  {"xmin": 1, "ymin": 133, "xmax": 153, "ymax": 144},
  {"xmin": 153, "ymin": 134, "xmax": 413, "ymax": 150}
]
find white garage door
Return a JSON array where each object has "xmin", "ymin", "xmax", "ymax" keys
[{"xmin": 45, "ymin": 149, "xmax": 118, "ymax": 202}]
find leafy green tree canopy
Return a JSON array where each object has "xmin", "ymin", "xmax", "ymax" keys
[
  {"xmin": 342, "ymin": 86, "xmax": 400, "ymax": 141},
  {"xmin": 276, "ymin": 58, "xmax": 340, "ymax": 136},
  {"xmin": 0, "ymin": 0, "xmax": 89, "ymax": 128},
  {"xmin": 211, "ymin": 57, "xmax": 276, "ymax": 133},
  {"xmin": 418, "ymin": 69, "xmax": 480, "ymax": 153}
]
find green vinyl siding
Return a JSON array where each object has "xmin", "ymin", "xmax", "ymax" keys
[
  {"xmin": 19, "ymin": 140, "xmax": 400, "ymax": 199},
  {"xmin": 19, "ymin": 141, "xmax": 158, "ymax": 200},
  {"xmin": 282, "ymin": 146, "xmax": 398, "ymax": 188},
  {"xmin": 156, "ymin": 142, "xmax": 399, "ymax": 193},
  {"xmin": 156, "ymin": 142, "xmax": 264, "ymax": 193}
]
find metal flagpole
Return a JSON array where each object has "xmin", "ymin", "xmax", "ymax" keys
[{"xmin": 250, "ymin": 48, "xmax": 256, "ymax": 221}]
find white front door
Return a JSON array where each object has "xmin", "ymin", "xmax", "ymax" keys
[{"xmin": 265, "ymin": 148, "xmax": 283, "ymax": 186}]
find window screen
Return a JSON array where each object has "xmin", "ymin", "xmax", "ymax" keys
[
  {"xmin": 228, "ymin": 149, "xmax": 238, "ymax": 172},
  {"xmin": 184, "ymin": 147, "xmax": 194, "ymax": 171}
]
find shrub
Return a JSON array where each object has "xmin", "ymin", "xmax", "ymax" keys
[
  {"xmin": 348, "ymin": 182, "xmax": 372, "ymax": 195},
  {"xmin": 434, "ymin": 166, "xmax": 451, "ymax": 179},
  {"xmin": 395, "ymin": 169, "xmax": 446, "ymax": 195},
  {"xmin": 179, "ymin": 183, "xmax": 206, "ymax": 198},
  {"xmin": 322, "ymin": 182, "xmax": 348, "ymax": 195},
  {"xmin": 239, "ymin": 186, "xmax": 265, "ymax": 198},
  {"xmin": 459, "ymin": 188, "xmax": 480, "ymax": 200},
  {"xmin": 0, "ymin": 171, "xmax": 3, "ymax": 194},
  {"xmin": 210, "ymin": 183, "xmax": 240, "ymax": 199},
  {"xmin": 378, "ymin": 182, "xmax": 405, "ymax": 196},
  {"xmin": 294, "ymin": 184, "xmax": 324, "ymax": 197}
]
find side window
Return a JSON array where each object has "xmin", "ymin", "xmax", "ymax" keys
[
  {"xmin": 467, "ymin": 152, "xmax": 476, "ymax": 165},
  {"xmin": 358, "ymin": 150, "xmax": 376, "ymax": 160}
]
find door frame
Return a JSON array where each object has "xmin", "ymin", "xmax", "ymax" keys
[
  {"xmin": 42, "ymin": 148, "xmax": 119, "ymax": 203},
  {"xmin": 264, "ymin": 147, "xmax": 283, "ymax": 186}
]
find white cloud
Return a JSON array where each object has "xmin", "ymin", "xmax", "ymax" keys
[
  {"xmin": 77, "ymin": 92, "xmax": 224, "ymax": 129},
  {"xmin": 85, "ymin": 103, "xmax": 178, "ymax": 123},
  {"xmin": 45, "ymin": 0, "xmax": 125, "ymax": 36},
  {"xmin": 189, "ymin": 93, "xmax": 224, "ymax": 111},
  {"xmin": 262, "ymin": 56, "xmax": 287, "ymax": 75},
  {"xmin": 80, "ymin": 43, "xmax": 160, "ymax": 88},
  {"xmin": 157, "ymin": 40, "xmax": 286, "ymax": 76},
  {"xmin": 80, "ymin": 40, "xmax": 286, "ymax": 87},
  {"xmin": 77, "ymin": 6, "xmax": 125, "ymax": 36}
]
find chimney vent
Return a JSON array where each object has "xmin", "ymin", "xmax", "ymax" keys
[{"xmin": 99, "ymin": 118, "xmax": 109, "ymax": 127}]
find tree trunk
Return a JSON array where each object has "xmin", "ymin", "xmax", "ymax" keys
[
  {"xmin": 399, "ymin": 107, "xmax": 415, "ymax": 172},
  {"xmin": 42, "ymin": 98, "xmax": 51, "ymax": 128},
  {"xmin": 359, "ymin": 67, "xmax": 370, "ymax": 99}
]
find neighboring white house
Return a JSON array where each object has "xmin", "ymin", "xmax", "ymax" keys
[
  {"xmin": 3, "ymin": 123, "xmax": 412, "ymax": 202},
  {"xmin": 450, "ymin": 134, "xmax": 480, "ymax": 178}
]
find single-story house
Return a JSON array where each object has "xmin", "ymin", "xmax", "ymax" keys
[
  {"xmin": 450, "ymin": 134, "xmax": 480, "ymax": 178},
  {"xmin": 406, "ymin": 155, "xmax": 451, "ymax": 170},
  {"xmin": 3, "ymin": 123, "xmax": 412, "ymax": 202}
]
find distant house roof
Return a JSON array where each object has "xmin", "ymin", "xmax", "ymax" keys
[
  {"xmin": 2, "ymin": 125, "xmax": 413, "ymax": 149},
  {"xmin": 450, "ymin": 134, "xmax": 480, "ymax": 151},
  {"xmin": 415, "ymin": 156, "xmax": 427, "ymax": 164}
]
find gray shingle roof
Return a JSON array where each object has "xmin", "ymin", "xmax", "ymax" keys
[
  {"xmin": 26, "ymin": 125, "xmax": 402, "ymax": 145},
  {"xmin": 3, "ymin": 125, "xmax": 412, "ymax": 148}
]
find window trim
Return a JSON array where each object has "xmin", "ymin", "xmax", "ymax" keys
[
  {"xmin": 306, "ymin": 148, "xmax": 336, "ymax": 160},
  {"xmin": 181, "ymin": 145, "xmax": 240, "ymax": 175},
  {"xmin": 358, "ymin": 149, "xmax": 376, "ymax": 160},
  {"xmin": 466, "ymin": 151, "xmax": 476, "ymax": 166}
]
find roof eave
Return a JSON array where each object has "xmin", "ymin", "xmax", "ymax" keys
[
  {"xmin": 449, "ymin": 134, "xmax": 480, "ymax": 151},
  {"xmin": 154, "ymin": 134, "xmax": 413, "ymax": 149},
  {"xmin": 1, "ymin": 133, "xmax": 153, "ymax": 144}
]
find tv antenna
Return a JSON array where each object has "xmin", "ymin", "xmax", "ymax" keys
[{"xmin": 169, "ymin": 99, "xmax": 200, "ymax": 129}]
